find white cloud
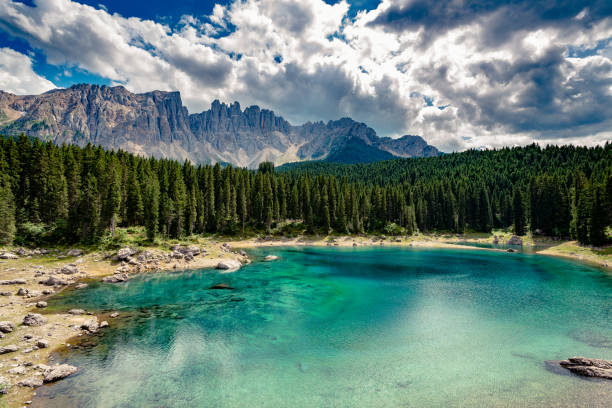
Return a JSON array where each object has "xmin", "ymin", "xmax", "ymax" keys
[
  {"xmin": 0, "ymin": 47, "xmax": 55, "ymax": 94},
  {"xmin": 0, "ymin": 0, "xmax": 611, "ymax": 152}
]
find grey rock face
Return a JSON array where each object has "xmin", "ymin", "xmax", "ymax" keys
[
  {"xmin": 0, "ymin": 84, "xmax": 440, "ymax": 168},
  {"xmin": 23, "ymin": 313, "xmax": 46, "ymax": 327}
]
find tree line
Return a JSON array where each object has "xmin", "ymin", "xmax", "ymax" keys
[{"xmin": 0, "ymin": 135, "xmax": 610, "ymax": 246}]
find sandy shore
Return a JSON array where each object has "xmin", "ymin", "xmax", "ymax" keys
[{"xmin": 0, "ymin": 233, "xmax": 609, "ymax": 407}]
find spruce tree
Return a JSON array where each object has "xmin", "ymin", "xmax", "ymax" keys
[{"xmin": 513, "ymin": 187, "xmax": 526, "ymax": 236}]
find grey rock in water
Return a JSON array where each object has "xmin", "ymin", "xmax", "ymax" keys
[
  {"xmin": 264, "ymin": 255, "xmax": 279, "ymax": 261},
  {"xmin": 42, "ymin": 364, "xmax": 78, "ymax": 383},
  {"xmin": 109, "ymin": 312, "xmax": 119, "ymax": 318},
  {"xmin": 216, "ymin": 260, "xmax": 242, "ymax": 270},
  {"xmin": 209, "ymin": 283, "xmax": 234, "ymax": 290},
  {"xmin": 506, "ymin": 235, "xmax": 523, "ymax": 246},
  {"xmin": 0, "ymin": 321, "xmax": 14, "ymax": 333},
  {"xmin": 23, "ymin": 313, "xmax": 46, "ymax": 327},
  {"xmin": 0, "ymin": 344, "xmax": 19, "ymax": 354},
  {"xmin": 99, "ymin": 321, "xmax": 109, "ymax": 328},
  {"xmin": 18, "ymin": 377, "xmax": 43, "ymax": 388},
  {"xmin": 559, "ymin": 357, "xmax": 612, "ymax": 380},
  {"xmin": 81, "ymin": 318, "xmax": 99, "ymax": 333}
]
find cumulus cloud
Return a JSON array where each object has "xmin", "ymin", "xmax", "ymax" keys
[
  {"xmin": 0, "ymin": 0, "xmax": 611, "ymax": 151},
  {"xmin": 0, "ymin": 47, "xmax": 55, "ymax": 94}
]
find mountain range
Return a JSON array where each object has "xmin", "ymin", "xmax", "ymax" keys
[{"xmin": 0, "ymin": 84, "xmax": 439, "ymax": 167}]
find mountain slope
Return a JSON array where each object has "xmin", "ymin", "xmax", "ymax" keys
[{"xmin": 0, "ymin": 84, "xmax": 439, "ymax": 167}]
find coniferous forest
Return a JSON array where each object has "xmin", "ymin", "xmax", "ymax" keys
[{"xmin": 0, "ymin": 135, "xmax": 610, "ymax": 247}]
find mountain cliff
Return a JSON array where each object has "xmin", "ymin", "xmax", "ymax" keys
[{"xmin": 0, "ymin": 84, "xmax": 439, "ymax": 167}]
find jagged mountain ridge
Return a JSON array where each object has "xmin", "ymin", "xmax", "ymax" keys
[{"xmin": 0, "ymin": 84, "xmax": 440, "ymax": 167}]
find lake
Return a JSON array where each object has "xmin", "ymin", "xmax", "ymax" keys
[{"xmin": 33, "ymin": 247, "xmax": 612, "ymax": 407}]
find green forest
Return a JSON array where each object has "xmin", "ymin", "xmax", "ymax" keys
[{"xmin": 0, "ymin": 135, "xmax": 610, "ymax": 247}]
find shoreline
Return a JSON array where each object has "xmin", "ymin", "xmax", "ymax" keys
[{"xmin": 0, "ymin": 234, "xmax": 610, "ymax": 407}]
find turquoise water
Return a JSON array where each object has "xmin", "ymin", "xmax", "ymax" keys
[{"xmin": 33, "ymin": 247, "xmax": 612, "ymax": 407}]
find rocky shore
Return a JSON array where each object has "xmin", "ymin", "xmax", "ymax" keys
[{"xmin": 0, "ymin": 243, "xmax": 247, "ymax": 407}]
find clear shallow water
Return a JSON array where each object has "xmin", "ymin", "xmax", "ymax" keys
[{"xmin": 34, "ymin": 247, "xmax": 612, "ymax": 407}]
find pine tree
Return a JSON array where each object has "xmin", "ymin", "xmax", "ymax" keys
[
  {"xmin": 126, "ymin": 170, "xmax": 144, "ymax": 226},
  {"xmin": 0, "ymin": 151, "xmax": 16, "ymax": 244},
  {"xmin": 513, "ymin": 187, "xmax": 526, "ymax": 236},
  {"xmin": 589, "ymin": 184, "xmax": 607, "ymax": 246},
  {"xmin": 144, "ymin": 174, "xmax": 160, "ymax": 241}
]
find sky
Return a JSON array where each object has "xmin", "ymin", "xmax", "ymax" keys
[{"xmin": 0, "ymin": 0, "xmax": 611, "ymax": 152}]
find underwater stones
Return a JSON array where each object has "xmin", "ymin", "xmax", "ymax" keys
[
  {"xmin": 507, "ymin": 235, "xmax": 523, "ymax": 246},
  {"xmin": 264, "ymin": 255, "xmax": 279, "ymax": 261},
  {"xmin": 42, "ymin": 364, "xmax": 78, "ymax": 383},
  {"xmin": 0, "ymin": 321, "xmax": 14, "ymax": 333},
  {"xmin": 209, "ymin": 283, "xmax": 234, "ymax": 290},
  {"xmin": 507, "ymin": 248, "xmax": 517, "ymax": 253},
  {"xmin": 23, "ymin": 313, "xmax": 46, "ymax": 327},
  {"xmin": 109, "ymin": 312, "xmax": 119, "ymax": 318},
  {"xmin": 569, "ymin": 330, "xmax": 612, "ymax": 349},
  {"xmin": 559, "ymin": 357, "xmax": 612, "ymax": 380},
  {"xmin": 216, "ymin": 260, "xmax": 241, "ymax": 271},
  {"xmin": 0, "ymin": 344, "xmax": 19, "ymax": 354}
]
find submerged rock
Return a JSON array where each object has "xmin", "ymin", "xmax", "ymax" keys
[
  {"xmin": 209, "ymin": 283, "xmax": 234, "ymax": 290},
  {"xmin": 81, "ymin": 318, "xmax": 99, "ymax": 333},
  {"xmin": 42, "ymin": 364, "xmax": 78, "ymax": 383},
  {"xmin": 559, "ymin": 357, "xmax": 612, "ymax": 380},
  {"xmin": 23, "ymin": 313, "xmax": 46, "ymax": 327},
  {"xmin": 264, "ymin": 255, "xmax": 279, "ymax": 261},
  {"xmin": 216, "ymin": 260, "xmax": 241, "ymax": 271}
]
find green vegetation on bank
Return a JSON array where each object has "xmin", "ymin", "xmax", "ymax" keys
[{"xmin": 0, "ymin": 135, "xmax": 610, "ymax": 247}]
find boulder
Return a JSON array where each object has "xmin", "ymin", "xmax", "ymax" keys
[
  {"xmin": 559, "ymin": 357, "xmax": 612, "ymax": 380},
  {"xmin": 75, "ymin": 283, "xmax": 88, "ymax": 289},
  {"xmin": 0, "ymin": 321, "xmax": 14, "ymax": 333},
  {"xmin": 0, "ymin": 279, "xmax": 26, "ymax": 285},
  {"xmin": 42, "ymin": 364, "xmax": 78, "ymax": 383},
  {"xmin": 99, "ymin": 321, "xmax": 109, "ymax": 328},
  {"xmin": 7, "ymin": 366, "xmax": 26, "ymax": 375},
  {"xmin": 18, "ymin": 377, "xmax": 43, "ymax": 388},
  {"xmin": 23, "ymin": 313, "xmax": 46, "ymax": 327},
  {"xmin": 0, "ymin": 375, "xmax": 9, "ymax": 394},
  {"xmin": 0, "ymin": 291, "xmax": 11, "ymax": 296},
  {"xmin": 68, "ymin": 309, "xmax": 85, "ymax": 315},
  {"xmin": 36, "ymin": 301, "xmax": 47, "ymax": 308},
  {"xmin": 17, "ymin": 287, "xmax": 29, "ymax": 296},
  {"xmin": 0, "ymin": 252, "xmax": 18, "ymax": 259},
  {"xmin": 15, "ymin": 247, "xmax": 27, "ymax": 256},
  {"xmin": 102, "ymin": 273, "xmax": 129, "ymax": 283},
  {"xmin": 109, "ymin": 312, "xmax": 119, "ymax": 318},
  {"xmin": 39, "ymin": 275, "xmax": 68, "ymax": 286},
  {"xmin": 116, "ymin": 247, "xmax": 136, "ymax": 260},
  {"xmin": 81, "ymin": 318, "xmax": 99, "ymax": 333},
  {"xmin": 0, "ymin": 344, "xmax": 19, "ymax": 354},
  {"xmin": 506, "ymin": 235, "xmax": 523, "ymax": 246},
  {"xmin": 216, "ymin": 260, "xmax": 242, "ymax": 271},
  {"xmin": 36, "ymin": 339, "xmax": 49, "ymax": 349},
  {"xmin": 60, "ymin": 264, "xmax": 79, "ymax": 275},
  {"xmin": 66, "ymin": 249, "xmax": 84, "ymax": 257},
  {"xmin": 264, "ymin": 255, "xmax": 279, "ymax": 261}
]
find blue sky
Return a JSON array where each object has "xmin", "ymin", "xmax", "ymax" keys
[{"xmin": 0, "ymin": 0, "xmax": 611, "ymax": 151}]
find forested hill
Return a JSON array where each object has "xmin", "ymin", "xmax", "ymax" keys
[{"xmin": 0, "ymin": 136, "xmax": 610, "ymax": 249}]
